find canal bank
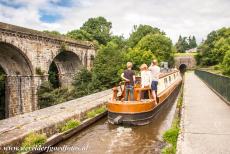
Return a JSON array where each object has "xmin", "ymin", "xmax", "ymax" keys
[{"xmin": 0, "ymin": 89, "xmax": 113, "ymax": 154}]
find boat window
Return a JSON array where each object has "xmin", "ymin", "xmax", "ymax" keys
[
  {"xmin": 164, "ymin": 78, "xmax": 168, "ymax": 88},
  {"xmin": 169, "ymin": 76, "xmax": 171, "ymax": 83}
]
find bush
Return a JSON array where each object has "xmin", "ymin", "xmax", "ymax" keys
[
  {"xmin": 20, "ymin": 133, "xmax": 47, "ymax": 153},
  {"xmin": 222, "ymin": 50, "xmax": 230, "ymax": 76},
  {"xmin": 37, "ymin": 81, "xmax": 75, "ymax": 108},
  {"xmin": 60, "ymin": 119, "xmax": 81, "ymax": 132}
]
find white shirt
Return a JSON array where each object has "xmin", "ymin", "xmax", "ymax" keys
[
  {"xmin": 149, "ymin": 65, "xmax": 160, "ymax": 81},
  {"xmin": 141, "ymin": 70, "xmax": 151, "ymax": 88}
]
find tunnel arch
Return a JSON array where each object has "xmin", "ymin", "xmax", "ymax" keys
[
  {"xmin": 179, "ymin": 64, "xmax": 187, "ymax": 73},
  {"xmin": 48, "ymin": 50, "xmax": 82, "ymax": 87}
]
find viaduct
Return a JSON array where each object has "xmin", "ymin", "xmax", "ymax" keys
[{"xmin": 0, "ymin": 22, "xmax": 95, "ymax": 118}]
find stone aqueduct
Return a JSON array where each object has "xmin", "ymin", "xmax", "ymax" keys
[{"xmin": 0, "ymin": 22, "xmax": 95, "ymax": 118}]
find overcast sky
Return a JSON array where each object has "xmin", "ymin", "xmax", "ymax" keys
[{"xmin": 0, "ymin": 0, "xmax": 229, "ymax": 43}]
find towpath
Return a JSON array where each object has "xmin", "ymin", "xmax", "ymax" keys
[{"xmin": 178, "ymin": 72, "xmax": 230, "ymax": 154}]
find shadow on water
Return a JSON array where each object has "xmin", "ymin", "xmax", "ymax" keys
[{"xmin": 47, "ymin": 93, "xmax": 179, "ymax": 154}]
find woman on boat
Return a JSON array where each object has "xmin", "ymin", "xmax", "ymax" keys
[{"xmin": 140, "ymin": 64, "xmax": 152, "ymax": 99}]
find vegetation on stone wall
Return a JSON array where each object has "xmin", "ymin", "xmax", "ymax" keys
[
  {"xmin": 20, "ymin": 133, "xmax": 47, "ymax": 153},
  {"xmin": 195, "ymin": 27, "xmax": 230, "ymax": 76},
  {"xmin": 86, "ymin": 106, "xmax": 107, "ymax": 119},
  {"xmin": 59, "ymin": 119, "xmax": 81, "ymax": 132}
]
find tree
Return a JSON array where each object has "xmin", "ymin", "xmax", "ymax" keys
[
  {"xmin": 80, "ymin": 16, "xmax": 112, "ymax": 45},
  {"xmin": 124, "ymin": 48, "xmax": 156, "ymax": 70},
  {"xmin": 66, "ymin": 17, "xmax": 112, "ymax": 45},
  {"xmin": 128, "ymin": 25, "xmax": 164, "ymax": 48},
  {"xmin": 191, "ymin": 36, "xmax": 197, "ymax": 48},
  {"xmin": 66, "ymin": 29, "xmax": 93, "ymax": 41},
  {"xmin": 136, "ymin": 33, "xmax": 173, "ymax": 62},
  {"xmin": 196, "ymin": 27, "xmax": 230, "ymax": 66},
  {"xmin": 92, "ymin": 40, "xmax": 125, "ymax": 89}
]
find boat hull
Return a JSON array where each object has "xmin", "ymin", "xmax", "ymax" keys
[{"xmin": 107, "ymin": 82, "xmax": 181, "ymax": 126}]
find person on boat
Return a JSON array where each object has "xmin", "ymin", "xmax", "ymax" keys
[
  {"xmin": 149, "ymin": 59, "xmax": 160, "ymax": 103},
  {"xmin": 140, "ymin": 64, "xmax": 152, "ymax": 99},
  {"xmin": 121, "ymin": 62, "xmax": 135, "ymax": 101}
]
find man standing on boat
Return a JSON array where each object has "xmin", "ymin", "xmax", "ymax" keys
[
  {"xmin": 121, "ymin": 62, "xmax": 135, "ymax": 101},
  {"xmin": 149, "ymin": 59, "xmax": 160, "ymax": 104}
]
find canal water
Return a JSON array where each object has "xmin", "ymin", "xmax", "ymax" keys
[{"xmin": 47, "ymin": 98, "xmax": 177, "ymax": 154}]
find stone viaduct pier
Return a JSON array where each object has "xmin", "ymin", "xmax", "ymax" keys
[{"xmin": 0, "ymin": 22, "xmax": 95, "ymax": 118}]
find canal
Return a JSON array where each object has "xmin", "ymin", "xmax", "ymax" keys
[{"xmin": 46, "ymin": 95, "xmax": 178, "ymax": 154}]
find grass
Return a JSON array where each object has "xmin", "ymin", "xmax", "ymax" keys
[
  {"xmin": 59, "ymin": 119, "xmax": 81, "ymax": 132},
  {"xmin": 19, "ymin": 133, "xmax": 47, "ymax": 153},
  {"xmin": 162, "ymin": 82, "xmax": 184, "ymax": 154},
  {"xmin": 86, "ymin": 106, "xmax": 106, "ymax": 119}
]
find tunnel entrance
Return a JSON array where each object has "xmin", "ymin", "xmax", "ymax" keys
[
  {"xmin": 48, "ymin": 62, "xmax": 60, "ymax": 88},
  {"xmin": 179, "ymin": 64, "xmax": 187, "ymax": 73},
  {"xmin": 0, "ymin": 66, "xmax": 6, "ymax": 120}
]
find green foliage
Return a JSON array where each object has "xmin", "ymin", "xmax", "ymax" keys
[
  {"xmin": 66, "ymin": 29, "xmax": 93, "ymax": 42},
  {"xmin": 48, "ymin": 62, "xmax": 59, "ymax": 88},
  {"xmin": 37, "ymin": 81, "xmax": 75, "ymax": 108},
  {"xmin": 72, "ymin": 68, "xmax": 95, "ymax": 98},
  {"xmin": 20, "ymin": 133, "xmax": 47, "ymax": 153},
  {"xmin": 92, "ymin": 41, "xmax": 125, "ymax": 89},
  {"xmin": 175, "ymin": 35, "xmax": 197, "ymax": 53},
  {"xmin": 60, "ymin": 119, "xmax": 80, "ymax": 132},
  {"xmin": 222, "ymin": 50, "xmax": 230, "ymax": 75},
  {"xmin": 136, "ymin": 33, "xmax": 173, "ymax": 62},
  {"xmin": 124, "ymin": 48, "xmax": 155, "ymax": 70},
  {"xmin": 86, "ymin": 106, "xmax": 106, "ymax": 119},
  {"xmin": 196, "ymin": 27, "xmax": 230, "ymax": 67},
  {"xmin": 128, "ymin": 24, "xmax": 164, "ymax": 48}
]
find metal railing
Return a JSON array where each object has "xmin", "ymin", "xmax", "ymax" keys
[{"xmin": 195, "ymin": 70, "xmax": 230, "ymax": 104}]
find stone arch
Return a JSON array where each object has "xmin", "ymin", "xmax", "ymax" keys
[
  {"xmin": 179, "ymin": 64, "xmax": 187, "ymax": 73},
  {"xmin": 0, "ymin": 42, "xmax": 33, "ymax": 75},
  {"xmin": 48, "ymin": 51, "xmax": 82, "ymax": 87},
  {"xmin": 0, "ymin": 42, "xmax": 34, "ymax": 117}
]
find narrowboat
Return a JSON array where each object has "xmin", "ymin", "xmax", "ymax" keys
[{"xmin": 107, "ymin": 70, "xmax": 182, "ymax": 125}]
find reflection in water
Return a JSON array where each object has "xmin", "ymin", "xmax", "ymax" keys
[{"xmin": 47, "ymin": 97, "xmax": 177, "ymax": 154}]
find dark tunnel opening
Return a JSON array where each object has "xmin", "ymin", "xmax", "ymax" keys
[{"xmin": 179, "ymin": 64, "xmax": 187, "ymax": 74}]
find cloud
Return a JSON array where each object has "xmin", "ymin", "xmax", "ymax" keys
[{"xmin": 0, "ymin": 0, "xmax": 229, "ymax": 43}]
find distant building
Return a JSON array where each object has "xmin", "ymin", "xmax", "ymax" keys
[{"xmin": 185, "ymin": 48, "xmax": 197, "ymax": 53}]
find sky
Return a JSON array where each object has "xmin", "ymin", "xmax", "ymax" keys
[{"xmin": 0, "ymin": 0, "xmax": 229, "ymax": 44}]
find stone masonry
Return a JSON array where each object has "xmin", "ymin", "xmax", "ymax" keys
[
  {"xmin": 0, "ymin": 22, "xmax": 96, "ymax": 118},
  {"xmin": 174, "ymin": 55, "xmax": 196, "ymax": 69}
]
